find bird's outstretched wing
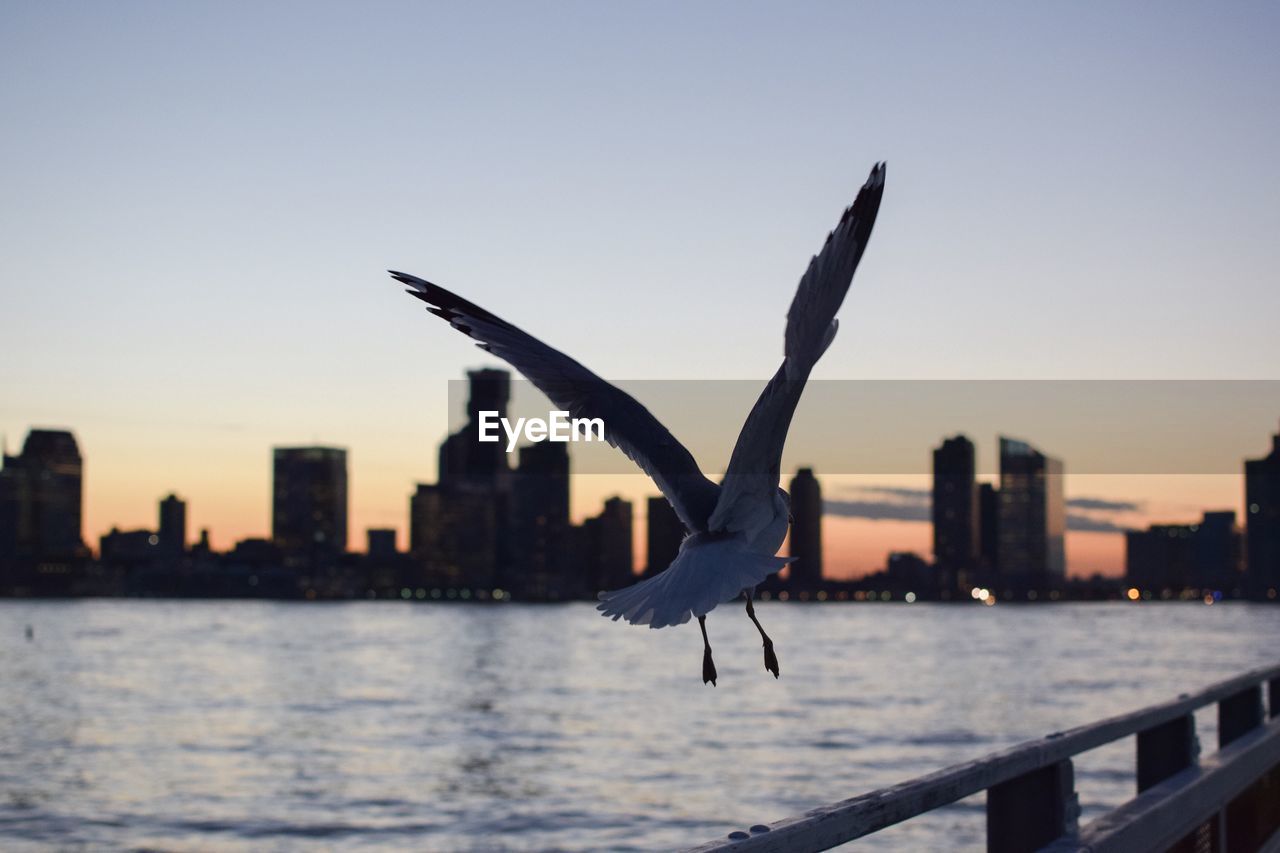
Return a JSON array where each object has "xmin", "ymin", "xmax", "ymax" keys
[
  {"xmin": 391, "ymin": 272, "xmax": 720, "ymax": 531},
  {"xmin": 708, "ymin": 163, "xmax": 885, "ymax": 535}
]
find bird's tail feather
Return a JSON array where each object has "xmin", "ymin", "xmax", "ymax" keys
[{"xmin": 596, "ymin": 533, "xmax": 792, "ymax": 629}]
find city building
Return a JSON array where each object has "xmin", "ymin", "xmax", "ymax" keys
[
  {"xmin": 932, "ymin": 435, "xmax": 978, "ymax": 594},
  {"xmin": 978, "ymin": 482, "xmax": 1000, "ymax": 577},
  {"xmin": 510, "ymin": 441, "xmax": 571, "ymax": 598},
  {"xmin": 366, "ymin": 528, "xmax": 398, "ymax": 557},
  {"xmin": 1126, "ymin": 511, "xmax": 1242, "ymax": 593},
  {"xmin": 644, "ymin": 496, "xmax": 684, "ymax": 579},
  {"xmin": 1195, "ymin": 511, "xmax": 1244, "ymax": 591},
  {"xmin": 409, "ymin": 482, "xmax": 499, "ymax": 589},
  {"xmin": 885, "ymin": 551, "xmax": 933, "ymax": 594},
  {"xmin": 422, "ymin": 369, "xmax": 516, "ymax": 591},
  {"xmin": 788, "ymin": 468, "xmax": 823, "ymax": 589},
  {"xmin": 997, "ymin": 437, "xmax": 1065, "ymax": 586},
  {"xmin": 158, "ymin": 493, "xmax": 187, "ymax": 557},
  {"xmin": 99, "ymin": 528, "xmax": 160, "ymax": 566},
  {"xmin": 439, "ymin": 368, "xmax": 512, "ymax": 487},
  {"xmin": 582, "ymin": 496, "xmax": 633, "ymax": 593},
  {"xmin": 1245, "ymin": 424, "xmax": 1280, "ymax": 598},
  {"xmin": 0, "ymin": 429, "xmax": 86, "ymax": 590},
  {"xmin": 272, "ymin": 446, "xmax": 348, "ymax": 563}
]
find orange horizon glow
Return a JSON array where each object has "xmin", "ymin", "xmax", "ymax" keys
[{"xmin": 71, "ymin": 437, "xmax": 1249, "ymax": 581}]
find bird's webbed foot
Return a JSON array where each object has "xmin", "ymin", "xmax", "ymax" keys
[
  {"xmin": 698, "ymin": 614, "xmax": 717, "ymax": 686},
  {"xmin": 763, "ymin": 639, "xmax": 780, "ymax": 679}
]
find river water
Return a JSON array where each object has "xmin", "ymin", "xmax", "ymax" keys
[{"xmin": 1, "ymin": 600, "xmax": 1276, "ymax": 851}]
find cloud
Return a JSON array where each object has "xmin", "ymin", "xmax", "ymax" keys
[
  {"xmin": 1066, "ymin": 514, "xmax": 1129, "ymax": 533},
  {"xmin": 822, "ymin": 485, "xmax": 1136, "ymax": 533},
  {"xmin": 824, "ymin": 499, "xmax": 931, "ymax": 522},
  {"xmin": 839, "ymin": 485, "xmax": 931, "ymax": 501},
  {"xmin": 1066, "ymin": 497, "xmax": 1144, "ymax": 512}
]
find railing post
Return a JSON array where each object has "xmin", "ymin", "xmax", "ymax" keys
[
  {"xmin": 1136, "ymin": 713, "xmax": 1197, "ymax": 791},
  {"xmin": 987, "ymin": 759, "xmax": 1079, "ymax": 853},
  {"xmin": 1218, "ymin": 685, "xmax": 1263, "ymax": 747}
]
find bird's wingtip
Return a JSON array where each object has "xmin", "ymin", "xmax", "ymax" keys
[{"xmin": 388, "ymin": 270, "xmax": 431, "ymax": 293}]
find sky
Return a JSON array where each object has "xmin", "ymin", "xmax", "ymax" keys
[{"xmin": 2, "ymin": 1, "xmax": 1279, "ymax": 577}]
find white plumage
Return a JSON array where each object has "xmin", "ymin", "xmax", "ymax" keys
[{"xmin": 392, "ymin": 162, "xmax": 885, "ymax": 681}]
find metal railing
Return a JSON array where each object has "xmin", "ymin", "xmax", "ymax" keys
[{"xmin": 687, "ymin": 662, "xmax": 1280, "ymax": 853}]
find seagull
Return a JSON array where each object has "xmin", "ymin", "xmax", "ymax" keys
[{"xmin": 392, "ymin": 162, "xmax": 885, "ymax": 685}]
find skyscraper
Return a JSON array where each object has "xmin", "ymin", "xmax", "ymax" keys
[
  {"xmin": 158, "ymin": 493, "xmax": 187, "ymax": 557},
  {"xmin": 788, "ymin": 467, "xmax": 823, "ymax": 589},
  {"xmin": 932, "ymin": 435, "xmax": 978, "ymax": 594},
  {"xmin": 439, "ymin": 368, "xmax": 511, "ymax": 487},
  {"xmin": 409, "ymin": 482, "xmax": 499, "ymax": 589},
  {"xmin": 1245, "ymin": 424, "xmax": 1280, "ymax": 598},
  {"xmin": 978, "ymin": 482, "xmax": 1000, "ymax": 577},
  {"xmin": 272, "ymin": 447, "xmax": 348, "ymax": 562},
  {"xmin": 431, "ymin": 369, "xmax": 515, "ymax": 590},
  {"xmin": 644, "ymin": 496, "xmax": 684, "ymax": 579},
  {"xmin": 510, "ymin": 440, "xmax": 571, "ymax": 598},
  {"xmin": 583, "ymin": 496, "xmax": 633, "ymax": 593},
  {"xmin": 0, "ymin": 429, "xmax": 84, "ymax": 562},
  {"xmin": 997, "ymin": 437, "xmax": 1065, "ymax": 586}
]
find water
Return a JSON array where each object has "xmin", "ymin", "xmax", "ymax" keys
[{"xmin": 1, "ymin": 601, "xmax": 1276, "ymax": 852}]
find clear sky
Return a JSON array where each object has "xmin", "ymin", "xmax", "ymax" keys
[{"xmin": 2, "ymin": 2, "xmax": 1278, "ymax": 575}]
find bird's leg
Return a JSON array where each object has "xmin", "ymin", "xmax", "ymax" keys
[
  {"xmin": 745, "ymin": 591, "xmax": 780, "ymax": 678},
  {"xmin": 698, "ymin": 615, "xmax": 717, "ymax": 686}
]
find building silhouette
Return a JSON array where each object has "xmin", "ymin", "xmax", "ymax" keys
[
  {"xmin": 510, "ymin": 440, "xmax": 571, "ymax": 599},
  {"xmin": 158, "ymin": 493, "xmax": 187, "ymax": 557},
  {"xmin": 644, "ymin": 496, "xmax": 684, "ymax": 579},
  {"xmin": 0, "ymin": 429, "xmax": 86, "ymax": 591},
  {"xmin": 100, "ymin": 527, "xmax": 159, "ymax": 566},
  {"xmin": 272, "ymin": 447, "xmax": 348, "ymax": 564},
  {"xmin": 886, "ymin": 551, "xmax": 932, "ymax": 592},
  {"xmin": 1196, "ymin": 511, "xmax": 1244, "ymax": 592},
  {"xmin": 1126, "ymin": 511, "xmax": 1242, "ymax": 593},
  {"xmin": 439, "ymin": 368, "xmax": 512, "ymax": 487},
  {"xmin": 997, "ymin": 437, "xmax": 1065, "ymax": 586},
  {"xmin": 932, "ymin": 435, "xmax": 978, "ymax": 594},
  {"xmin": 424, "ymin": 370, "xmax": 516, "ymax": 590},
  {"xmin": 978, "ymin": 482, "xmax": 1000, "ymax": 578},
  {"xmin": 1245, "ymin": 424, "xmax": 1280, "ymax": 598},
  {"xmin": 788, "ymin": 467, "xmax": 823, "ymax": 589},
  {"xmin": 581, "ymin": 496, "xmax": 633, "ymax": 593},
  {"xmin": 409, "ymin": 482, "xmax": 499, "ymax": 589},
  {"xmin": 366, "ymin": 528, "xmax": 397, "ymax": 557}
]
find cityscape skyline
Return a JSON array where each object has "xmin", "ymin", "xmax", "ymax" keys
[
  {"xmin": 4, "ymin": 368, "xmax": 1278, "ymax": 595},
  {"xmin": 0, "ymin": 417, "xmax": 1269, "ymax": 580}
]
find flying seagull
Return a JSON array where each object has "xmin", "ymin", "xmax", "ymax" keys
[{"xmin": 391, "ymin": 162, "xmax": 885, "ymax": 685}]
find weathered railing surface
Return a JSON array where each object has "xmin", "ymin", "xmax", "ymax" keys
[{"xmin": 688, "ymin": 662, "xmax": 1280, "ymax": 853}]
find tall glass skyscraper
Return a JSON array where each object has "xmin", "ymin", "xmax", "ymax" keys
[
  {"xmin": 997, "ymin": 437, "xmax": 1065, "ymax": 586},
  {"xmin": 932, "ymin": 435, "xmax": 978, "ymax": 593}
]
